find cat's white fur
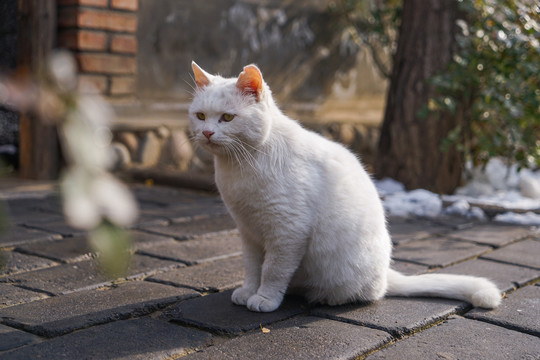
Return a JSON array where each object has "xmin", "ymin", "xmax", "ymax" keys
[{"xmin": 188, "ymin": 62, "xmax": 501, "ymax": 312}]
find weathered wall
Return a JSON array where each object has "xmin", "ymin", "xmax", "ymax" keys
[
  {"xmin": 137, "ymin": 0, "xmax": 387, "ymax": 104},
  {"xmin": 110, "ymin": 0, "xmax": 389, "ymax": 173}
]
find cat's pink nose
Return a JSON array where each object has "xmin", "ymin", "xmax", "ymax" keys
[{"xmin": 202, "ymin": 130, "xmax": 215, "ymax": 139}]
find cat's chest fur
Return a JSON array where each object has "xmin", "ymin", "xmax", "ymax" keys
[{"xmin": 213, "ymin": 137, "xmax": 317, "ymax": 239}]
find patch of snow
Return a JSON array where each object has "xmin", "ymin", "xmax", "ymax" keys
[
  {"xmin": 456, "ymin": 158, "xmax": 540, "ymax": 203},
  {"xmin": 494, "ymin": 212, "xmax": 540, "ymax": 226},
  {"xmin": 375, "ymin": 177, "xmax": 405, "ymax": 196},
  {"xmin": 444, "ymin": 199, "xmax": 487, "ymax": 220},
  {"xmin": 374, "ymin": 157, "xmax": 540, "ymax": 225},
  {"xmin": 383, "ymin": 189, "xmax": 442, "ymax": 218},
  {"xmin": 519, "ymin": 169, "xmax": 540, "ymax": 199}
]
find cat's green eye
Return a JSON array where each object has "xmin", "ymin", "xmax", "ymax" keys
[
  {"xmin": 196, "ymin": 112, "xmax": 206, "ymax": 121},
  {"xmin": 222, "ymin": 113, "xmax": 235, "ymax": 122}
]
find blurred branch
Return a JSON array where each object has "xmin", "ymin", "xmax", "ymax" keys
[{"xmin": 0, "ymin": 51, "xmax": 139, "ymax": 278}]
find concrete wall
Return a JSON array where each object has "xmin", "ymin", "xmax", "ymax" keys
[
  {"xmin": 136, "ymin": 0, "xmax": 387, "ymax": 106},
  {"xmin": 111, "ymin": 0, "xmax": 389, "ymax": 173}
]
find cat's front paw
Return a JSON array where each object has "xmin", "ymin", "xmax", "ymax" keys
[
  {"xmin": 231, "ymin": 287, "xmax": 256, "ymax": 306},
  {"xmin": 246, "ymin": 294, "xmax": 282, "ymax": 312}
]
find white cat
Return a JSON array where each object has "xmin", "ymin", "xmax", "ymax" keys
[{"xmin": 188, "ymin": 62, "xmax": 501, "ymax": 312}]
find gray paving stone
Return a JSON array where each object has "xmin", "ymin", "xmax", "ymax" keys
[
  {"xmin": 140, "ymin": 214, "xmax": 236, "ymax": 240},
  {"xmin": 0, "ymin": 324, "xmax": 41, "ymax": 352},
  {"xmin": 148, "ymin": 256, "xmax": 244, "ymax": 292},
  {"xmin": 138, "ymin": 229, "xmax": 242, "ymax": 265},
  {"xmin": 365, "ymin": 315, "xmax": 540, "ymax": 360},
  {"xmin": 2, "ymin": 255, "xmax": 181, "ymax": 295},
  {"xmin": 135, "ymin": 215, "xmax": 171, "ymax": 228},
  {"xmin": 1, "ymin": 260, "xmax": 107, "ymax": 295},
  {"xmin": 0, "ymin": 317, "xmax": 213, "ymax": 360},
  {"xmin": 433, "ymin": 258, "xmax": 540, "ymax": 292},
  {"xmin": 392, "ymin": 237, "xmax": 492, "ymax": 268},
  {"xmin": 24, "ymin": 219, "xmax": 84, "ymax": 237},
  {"xmin": 466, "ymin": 285, "xmax": 540, "ymax": 337},
  {"xmin": 132, "ymin": 184, "xmax": 217, "ymax": 206},
  {"xmin": 0, "ymin": 225, "xmax": 61, "ymax": 247},
  {"xmin": 130, "ymin": 230, "xmax": 174, "ymax": 249},
  {"xmin": 0, "ymin": 284, "xmax": 48, "ymax": 308},
  {"xmin": 161, "ymin": 289, "xmax": 307, "ymax": 335},
  {"xmin": 185, "ymin": 316, "xmax": 391, "ymax": 360},
  {"xmin": 311, "ymin": 296, "xmax": 466, "ymax": 337},
  {"xmin": 0, "ymin": 281, "xmax": 198, "ymax": 337},
  {"xmin": 5, "ymin": 197, "xmax": 62, "ymax": 224},
  {"xmin": 390, "ymin": 260, "xmax": 429, "ymax": 275},
  {"xmin": 430, "ymin": 215, "xmax": 477, "ymax": 229},
  {"xmin": 15, "ymin": 236, "xmax": 92, "ymax": 264},
  {"xmin": 447, "ymin": 223, "xmax": 532, "ymax": 247},
  {"xmin": 1, "ymin": 250, "xmax": 57, "ymax": 275},
  {"xmin": 388, "ymin": 219, "xmax": 450, "ymax": 244},
  {"xmin": 142, "ymin": 200, "xmax": 229, "ymax": 223},
  {"xmin": 481, "ymin": 239, "xmax": 540, "ymax": 270}
]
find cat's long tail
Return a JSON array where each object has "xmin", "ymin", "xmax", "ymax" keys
[{"xmin": 385, "ymin": 269, "xmax": 501, "ymax": 309}]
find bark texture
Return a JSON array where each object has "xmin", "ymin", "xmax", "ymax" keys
[{"xmin": 375, "ymin": 0, "xmax": 463, "ymax": 194}]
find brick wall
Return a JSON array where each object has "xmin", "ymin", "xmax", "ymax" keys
[{"xmin": 57, "ymin": 0, "xmax": 138, "ymax": 97}]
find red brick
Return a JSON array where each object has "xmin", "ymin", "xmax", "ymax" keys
[
  {"xmin": 110, "ymin": 34, "xmax": 137, "ymax": 54},
  {"xmin": 76, "ymin": 54, "xmax": 137, "ymax": 75},
  {"xmin": 111, "ymin": 0, "xmax": 138, "ymax": 11},
  {"xmin": 110, "ymin": 76, "xmax": 136, "ymax": 95},
  {"xmin": 58, "ymin": 0, "xmax": 108, "ymax": 7},
  {"xmin": 78, "ymin": 75, "xmax": 109, "ymax": 94},
  {"xmin": 59, "ymin": 8, "xmax": 137, "ymax": 33},
  {"xmin": 58, "ymin": 30, "xmax": 107, "ymax": 51}
]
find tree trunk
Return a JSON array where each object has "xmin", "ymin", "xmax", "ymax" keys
[
  {"xmin": 17, "ymin": 0, "xmax": 60, "ymax": 179},
  {"xmin": 375, "ymin": 0, "xmax": 463, "ymax": 194}
]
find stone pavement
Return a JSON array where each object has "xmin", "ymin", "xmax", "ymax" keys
[{"xmin": 0, "ymin": 182, "xmax": 539, "ymax": 359}]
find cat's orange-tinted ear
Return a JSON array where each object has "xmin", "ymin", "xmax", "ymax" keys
[
  {"xmin": 236, "ymin": 64, "xmax": 263, "ymax": 101},
  {"xmin": 192, "ymin": 61, "xmax": 212, "ymax": 88}
]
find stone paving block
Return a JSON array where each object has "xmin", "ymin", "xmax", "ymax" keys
[
  {"xmin": 148, "ymin": 256, "xmax": 244, "ymax": 292},
  {"xmin": 311, "ymin": 296, "xmax": 467, "ymax": 337},
  {"xmin": 1, "ymin": 250, "xmax": 57, "ymax": 275},
  {"xmin": 0, "ymin": 317, "xmax": 213, "ymax": 360},
  {"xmin": 0, "ymin": 225, "xmax": 61, "ymax": 248},
  {"xmin": 392, "ymin": 236, "xmax": 492, "ymax": 268},
  {"xmin": 466, "ymin": 285, "xmax": 540, "ymax": 337},
  {"xmin": 390, "ymin": 260, "xmax": 429, "ymax": 275},
  {"xmin": 430, "ymin": 215, "xmax": 477, "ymax": 230},
  {"xmin": 388, "ymin": 219, "xmax": 450, "ymax": 244},
  {"xmin": 142, "ymin": 200, "xmax": 229, "ymax": 223},
  {"xmin": 185, "ymin": 316, "xmax": 392, "ymax": 360},
  {"xmin": 130, "ymin": 230, "xmax": 175, "ymax": 249},
  {"xmin": 365, "ymin": 315, "xmax": 540, "ymax": 360},
  {"xmin": 161, "ymin": 289, "xmax": 307, "ymax": 335},
  {"xmin": 138, "ymin": 229, "xmax": 242, "ymax": 265},
  {"xmin": 481, "ymin": 239, "xmax": 540, "ymax": 270},
  {"xmin": 433, "ymin": 258, "xmax": 540, "ymax": 293},
  {"xmin": 447, "ymin": 223, "xmax": 532, "ymax": 247},
  {"xmin": 15, "ymin": 236, "xmax": 92, "ymax": 264},
  {"xmin": 0, "ymin": 284, "xmax": 48, "ymax": 308},
  {"xmin": 140, "ymin": 214, "xmax": 236, "ymax": 240},
  {"xmin": 130, "ymin": 213, "xmax": 170, "ymax": 228},
  {"xmin": 0, "ymin": 281, "xmax": 198, "ymax": 337},
  {"xmin": 132, "ymin": 184, "xmax": 217, "ymax": 206},
  {"xmin": 1, "ymin": 255, "xmax": 181, "ymax": 295},
  {"xmin": 0, "ymin": 324, "xmax": 40, "ymax": 352},
  {"xmin": 5, "ymin": 196, "xmax": 62, "ymax": 224},
  {"xmin": 24, "ymin": 219, "xmax": 84, "ymax": 237},
  {"xmin": 1, "ymin": 260, "xmax": 107, "ymax": 296}
]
